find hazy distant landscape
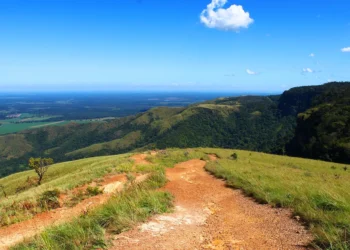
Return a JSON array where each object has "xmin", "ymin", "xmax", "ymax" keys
[
  {"xmin": 0, "ymin": 92, "xmax": 233, "ymax": 135},
  {"xmin": 0, "ymin": 82, "xmax": 348, "ymax": 179}
]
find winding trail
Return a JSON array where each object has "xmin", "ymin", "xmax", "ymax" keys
[{"xmin": 111, "ymin": 158, "xmax": 313, "ymax": 250}]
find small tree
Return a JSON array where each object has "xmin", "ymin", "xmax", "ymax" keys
[{"xmin": 28, "ymin": 157, "xmax": 54, "ymax": 185}]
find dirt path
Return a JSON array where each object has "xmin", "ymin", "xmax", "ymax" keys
[
  {"xmin": 130, "ymin": 153, "xmax": 151, "ymax": 165},
  {"xmin": 111, "ymin": 159, "xmax": 312, "ymax": 250},
  {"xmin": 0, "ymin": 156, "xmax": 149, "ymax": 250}
]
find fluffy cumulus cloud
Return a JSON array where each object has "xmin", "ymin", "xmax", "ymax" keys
[
  {"xmin": 341, "ymin": 47, "xmax": 350, "ymax": 52},
  {"xmin": 200, "ymin": 0, "xmax": 254, "ymax": 31},
  {"xmin": 246, "ymin": 69, "xmax": 258, "ymax": 75}
]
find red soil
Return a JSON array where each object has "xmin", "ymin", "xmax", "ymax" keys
[{"xmin": 111, "ymin": 159, "xmax": 313, "ymax": 250}]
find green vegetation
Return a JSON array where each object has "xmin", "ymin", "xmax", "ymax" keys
[
  {"xmin": 67, "ymin": 131, "xmax": 142, "ymax": 158},
  {"xmin": 0, "ymin": 122, "xmax": 63, "ymax": 135},
  {"xmin": 1, "ymin": 148, "xmax": 350, "ymax": 248},
  {"xmin": 0, "ymin": 114, "xmax": 63, "ymax": 135},
  {"xmin": 13, "ymin": 186, "xmax": 172, "ymax": 250},
  {"xmin": 0, "ymin": 82, "xmax": 349, "ymax": 179},
  {"xmin": 38, "ymin": 189, "xmax": 61, "ymax": 210},
  {"xmin": 28, "ymin": 157, "xmax": 54, "ymax": 185},
  {"xmin": 0, "ymin": 149, "xmax": 205, "ymax": 226},
  {"xmin": 203, "ymin": 148, "xmax": 350, "ymax": 249},
  {"xmin": 65, "ymin": 186, "xmax": 103, "ymax": 207},
  {"xmin": 286, "ymin": 82, "xmax": 350, "ymax": 163},
  {"xmin": 0, "ymin": 154, "xmax": 130, "ymax": 226},
  {"xmin": 10, "ymin": 151, "xmax": 184, "ymax": 249}
]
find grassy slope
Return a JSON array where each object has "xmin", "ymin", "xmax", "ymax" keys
[
  {"xmin": 66, "ymin": 131, "xmax": 142, "ymax": 158},
  {"xmin": 13, "ymin": 177, "xmax": 173, "ymax": 250},
  {"xmin": 0, "ymin": 134, "xmax": 33, "ymax": 159},
  {"xmin": 2, "ymin": 148, "xmax": 350, "ymax": 249},
  {"xmin": 204, "ymin": 148, "xmax": 350, "ymax": 249},
  {"xmin": 0, "ymin": 154, "xmax": 131, "ymax": 224},
  {"xmin": 7, "ymin": 149, "xmax": 206, "ymax": 249}
]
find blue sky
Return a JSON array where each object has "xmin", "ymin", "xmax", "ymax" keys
[{"xmin": 0, "ymin": 0, "xmax": 349, "ymax": 92}]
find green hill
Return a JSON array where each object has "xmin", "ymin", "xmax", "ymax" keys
[
  {"xmin": 286, "ymin": 82, "xmax": 350, "ymax": 162},
  {"xmin": 0, "ymin": 82, "xmax": 349, "ymax": 177}
]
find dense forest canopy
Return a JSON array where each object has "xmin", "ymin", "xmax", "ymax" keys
[{"xmin": 0, "ymin": 82, "xmax": 349, "ymax": 177}]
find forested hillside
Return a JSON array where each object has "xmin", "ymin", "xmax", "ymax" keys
[
  {"xmin": 286, "ymin": 82, "xmax": 350, "ymax": 162},
  {"xmin": 0, "ymin": 82, "xmax": 349, "ymax": 177}
]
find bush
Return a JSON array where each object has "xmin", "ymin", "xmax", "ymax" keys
[
  {"xmin": 38, "ymin": 189, "xmax": 61, "ymax": 210},
  {"xmin": 231, "ymin": 153, "xmax": 238, "ymax": 160}
]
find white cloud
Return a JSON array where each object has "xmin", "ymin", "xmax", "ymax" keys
[
  {"xmin": 309, "ymin": 53, "xmax": 315, "ymax": 57},
  {"xmin": 200, "ymin": 0, "xmax": 254, "ymax": 31},
  {"xmin": 246, "ymin": 69, "xmax": 258, "ymax": 75},
  {"xmin": 341, "ymin": 47, "xmax": 350, "ymax": 52},
  {"xmin": 302, "ymin": 68, "xmax": 313, "ymax": 73}
]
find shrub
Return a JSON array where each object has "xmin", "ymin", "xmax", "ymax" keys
[
  {"xmin": 38, "ymin": 189, "xmax": 61, "ymax": 210},
  {"xmin": 231, "ymin": 153, "xmax": 238, "ymax": 160},
  {"xmin": 184, "ymin": 150, "xmax": 190, "ymax": 157}
]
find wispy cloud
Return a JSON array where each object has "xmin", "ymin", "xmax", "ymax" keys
[
  {"xmin": 341, "ymin": 47, "xmax": 350, "ymax": 52},
  {"xmin": 302, "ymin": 68, "xmax": 313, "ymax": 74},
  {"xmin": 200, "ymin": 0, "xmax": 254, "ymax": 31},
  {"xmin": 246, "ymin": 69, "xmax": 258, "ymax": 75},
  {"xmin": 309, "ymin": 53, "xmax": 315, "ymax": 57}
]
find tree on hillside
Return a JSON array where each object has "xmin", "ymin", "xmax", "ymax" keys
[{"xmin": 28, "ymin": 157, "xmax": 54, "ymax": 185}]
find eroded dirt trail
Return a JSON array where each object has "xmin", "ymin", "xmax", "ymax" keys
[
  {"xmin": 0, "ymin": 156, "xmax": 149, "ymax": 250},
  {"xmin": 111, "ymin": 159, "xmax": 312, "ymax": 250},
  {"xmin": 130, "ymin": 153, "xmax": 151, "ymax": 165}
]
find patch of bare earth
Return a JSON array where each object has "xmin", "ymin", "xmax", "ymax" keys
[
  {"xmin": 0, "ymin": 155, "xmax": 149, "ymax": 250},
  {"xmin": 130, "ymin": 153, "xmax": 151, "ymax": 165},
  {"xmin": 111, "ymin": 159, "xmax": 313, "ymax": 250},
  {"xmin": 208, "ymin": 154, "xmax": 218, "ymax": 161}
]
